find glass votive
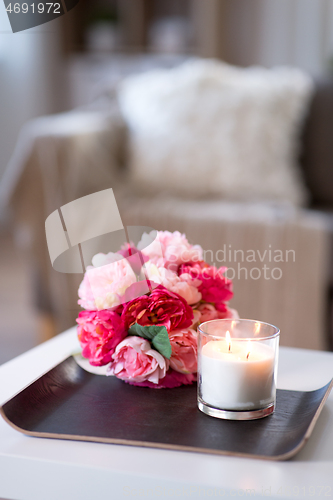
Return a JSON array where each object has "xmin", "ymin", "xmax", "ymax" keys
[{"xmin": 197, "ymin": 319, "xmax": 280, "ymax": 421}]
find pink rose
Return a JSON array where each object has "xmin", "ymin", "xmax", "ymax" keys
[
  {"xmin": 77, "ymin": 310, "xmax": 127, "ymax": 366},
  {"xmin": 107, "ymin": 336, "xmax": 168, "ymax": 384},
  {"xmin": 121, "ymin": 285, "xmax": 194, "ymax": 331},
  {"xmin": 169, "ymin": 328, "xmax": 198, "ymax": 374}
]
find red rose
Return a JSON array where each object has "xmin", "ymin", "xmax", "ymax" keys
[{"xmin": 121, "ymin": 285, "xmax": 194, "ymax": 331}]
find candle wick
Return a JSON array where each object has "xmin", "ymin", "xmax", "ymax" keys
[
  {"xmin": 246, "ymin": 352, "xmax": 250, "ymax": 360},
  {"xmin": 228, "ymin": 344, "xmax": 231, "ymax": 352}
]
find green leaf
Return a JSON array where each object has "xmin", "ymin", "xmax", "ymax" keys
[
  {"xmin": 151, "ymin": 330, "xmax": 172, "ymax": 359},
  {"xmin": 128, "ymin": 323, "xmax": 172, "ymax": 359},
  {"xmin": 128, "ymin": 323, "xmax": 153, "ymax": 340}
]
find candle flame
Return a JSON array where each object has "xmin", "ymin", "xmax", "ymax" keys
[
  {"xmin": 246, "ymin": 340, "xmax": 251, "ymax": 360},
  {"xmin": 226, "ymin": 330, "xmax": 231, "ymax": 352}
]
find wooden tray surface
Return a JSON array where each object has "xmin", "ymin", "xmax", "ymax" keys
[{"xmin": 1, "ymin": 356, "xmax": 332, "ymax": 461}]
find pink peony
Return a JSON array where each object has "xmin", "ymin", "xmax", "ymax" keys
[
  {"xmin": 218, "ymin": 305, "xmax": 239, "ymax": 320},
  {"xmin": 163, "ymin": 271, "xmax": 202, "ymax": 305},
  {"xmin": 119, "ymin": 280, "xmax": 158, "ymax": 305},
  {"xmin": 107, "ymin": 336, "xmax": 168, "ymax": 384},
  {"xmin": 196, "ymin": 303, "xmax": 221, "ymax": 322},
  {"xmin": 178, "ymin": 260, "xmax": 208, "ymax": 276},
  {"xmin": 78, "ymin": 256, "xmax": 137, "ymax": 310},
  {"xmin": 169, "ymin": 279, "xmax": 201, "ymax": 305},
  {"xmin": 77, "ymin": 273, "xmax": 97, "ymax": 311},
  {"xmin": 144, "ymin": 263, "xmax": 202, "ymax": 305},
  {"xmin": 77, "ymin": 310, "xmax": 127, "ymax": 366},
  {"xmin": 117, "ymin": 243, "xmax": 148, "ymax": 275},
  {"xmin": 181, "ymin": 264, "xmax": 233, "ymax": 304},
  {"xmin": 169, "ymin": 328, "xmax": 198, "ymax": 374},
  {"xmin": 121, "ymin": 285, "xmax": 194, "ymax": 331},
  {"xmin": 139, "ymin": 230, "xmax": 203, "ymax": 269},
  {"xmin": 191, "ymin": 309, "xmax": 201, "ymax": 328},
  {"xmin": 194, "ymin": 303, "xmax": 238, "ymax": 325}
]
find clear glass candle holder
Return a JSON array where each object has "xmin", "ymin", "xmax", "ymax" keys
[{"xmin": 197, "ymin": 319, "xmax": 280, "ymax": 421}]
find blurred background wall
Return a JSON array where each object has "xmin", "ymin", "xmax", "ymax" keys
[
  {"xmin": 1, "ymin": 0, "xmax": 333, "ymax": 180},
  {"xmin": 0, "ymin": 4, "xmax": 65, "ymax": 181},
  {"xmin": 220, "ymin": 0, "xmax": 333, "ymax": 73},
  {"xmin": 0, "ymin": 4, "xmax": 65, "ymax": 363},
  {"xmin": 62, "ymin": 0, "xmax": 333, "ymax": 106}
]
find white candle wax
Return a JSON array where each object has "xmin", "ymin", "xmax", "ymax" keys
[{"xmin": 200, "ymin": 339, "xmax": 275, "ymax": 411}]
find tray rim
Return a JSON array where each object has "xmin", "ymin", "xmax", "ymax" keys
[{"xmin": 1, "ymin": 356, "xmax": 332, "ymax": 462}]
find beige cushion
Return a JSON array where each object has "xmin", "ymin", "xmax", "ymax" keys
[{"xmin": 118, "ymin": 59, "xmax": 313, "ymax": 206}]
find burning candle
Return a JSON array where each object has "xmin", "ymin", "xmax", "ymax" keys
[{"xmin": 197, "ymin": 320, "xmax": 279, "ymax": 420}]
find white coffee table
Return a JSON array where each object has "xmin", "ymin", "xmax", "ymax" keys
[{"xmin": 1, "ymin": 327, "xmax": 333, "ymax": 500}]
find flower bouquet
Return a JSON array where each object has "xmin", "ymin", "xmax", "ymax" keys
[{"xmin": 76, "ymin": 231, "xmax": 237, "ymax": 388}]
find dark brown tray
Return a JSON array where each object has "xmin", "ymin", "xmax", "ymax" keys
[{"xmin": 1, "ymin": 356, "xmax": 332, "ymax": 461}]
